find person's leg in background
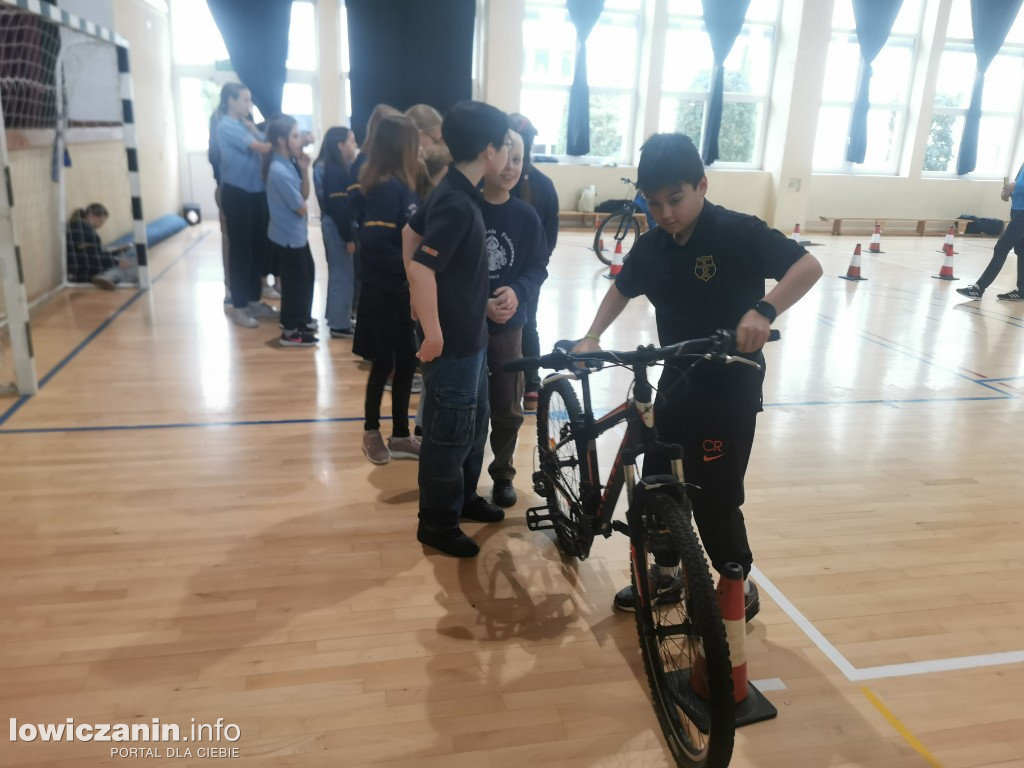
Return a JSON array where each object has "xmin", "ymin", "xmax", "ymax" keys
[
  {"xmin": 976, "ymin": 210, "xmax": 1024, "ymax": 293},
  {"xmin": 486, "ymin": 328, "xmax": 524, "ymax": 507},
  {"xmin": 215, "ymin": 185, "xmax": 231, "ymax": 305},
  {"xmin": 220, "ymin": 184, "xmax": 259, "ymax": 327},
  {"xmin": 322, "ymin": 216, "xmax": 354, "ymax": 335},
  {"xmin": 522, "ymin": 298, "xmax": 541, "ymax": 409}
]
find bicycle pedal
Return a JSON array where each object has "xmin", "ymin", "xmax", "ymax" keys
[
  {"xmin": 532, "ymin": 471, "xmax": 547, "ymax": 497},
  {"xmin": 525, "ymin": 506, "xmax": 556, "ymax": 531}
]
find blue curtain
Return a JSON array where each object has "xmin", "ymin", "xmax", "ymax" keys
[
  {"xmin": 699, "ymin": 0, "xmax": 750, "ymax": 165},
  {"xmin": 346, "ymin": 0, "xmax": 475, "ymax": 143},
  {"xmin": 566, "ymin": 0, "xmax": 605, "ymax": 156},
  {"xmin": 207, "ymin": 0, "xmax": 292, "ymax": 118},
  {"xmin": 956, "ymin": 0, "xmax": 1024, "ymax": 175},
  {"xmin": 846, "ymin": 0, "xmax": 903, "ymax": 163}
]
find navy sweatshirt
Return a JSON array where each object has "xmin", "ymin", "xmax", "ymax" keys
[
  {"xmin": 481, "ymin": 195, "xmax": 549, "ymax": 333},
  {"xmin": 512, "ymin": 166, "xmax": 559, "ymax": 255}
]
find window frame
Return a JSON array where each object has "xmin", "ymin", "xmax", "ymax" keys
[{"xmin": 658, "ymin": 6, "xmax": 780, "ymax": 170}]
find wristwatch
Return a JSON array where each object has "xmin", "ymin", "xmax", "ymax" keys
[{"xmin": 753, "ymin": 299, "xmax": 777, "ymax": 323}]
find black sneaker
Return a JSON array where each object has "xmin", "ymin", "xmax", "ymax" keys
[
  {"xmin": 745, "ymin": 581, "xmax": 760, "ymax": 622},
  {"xmin": 330, "ymin": 326, "xmax": 355, "ymax": 338},
  {"xmin": 492, "ymin": 479, "xmax": 517, "ymax": 508},
  {"xmin": 996, "ymin": 289, "xmax": 1024, "ymax": 301},
  {"xmin": 956, "ymin": 284, "xmax": 983, "ymax": 299},
  {"xmin": 417, "ymin": 525, "xmax": 480, "ymax": 557},
  {"xmin": 612, "ymin": 566, "xmax": 683, "ymax": 612},
  {"xmin": 461, "ymin": 496, "xmax": 505, "ymax": 523},
  {"xmin": 279, "ymin": 330, "xmax": 317, "ymax": 347}
]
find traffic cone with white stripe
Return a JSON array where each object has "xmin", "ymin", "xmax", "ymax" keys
[
  {"xmin": 839, "ymin": 244, "xmax": 867, "ymax": 281},
  {"xmin": 868, "ymin": 223, "xmax": 884, "ymax": 253},
  {"xmin": 791, "ymin": 224, "xmax": 803, "ymax": 243},
  {"xmin": 687, "ymin": 563, "xmax": 778, "ymax": 727},
  {"xmin": 604, "ymin": 240, "xmax": 624, "ymax": 279},
  {"xmin": 939, "ymin": 224, "xmax": 957, "ymax": 254},
  {"xmin": 933, "ymin": 243, "xmax": 959, "ymax": 281}
]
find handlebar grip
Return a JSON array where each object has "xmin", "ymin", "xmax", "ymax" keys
[
  {"xmin": 768, "ymin": 329, "xmax": 781, "ymax": 342},
  {"xmin": 503, "ymin": 356, "xmax": 543, "ymax": 373}
]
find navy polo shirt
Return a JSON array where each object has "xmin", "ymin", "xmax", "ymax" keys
[{"xmin": 409, "ymin": 165, "xmax": 489, "ymax": 357}]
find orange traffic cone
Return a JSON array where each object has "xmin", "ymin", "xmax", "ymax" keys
[
  {"xmin": 868, "ymin": 223, "xmax": 883, "ymax": 253},
  {"xmin": 933, "ymin": 243, "xmax": 959, "ymax": 280},
  {"xmin": 839, "ymin": 244, "xmax": 867, "ymax": 281},
  {"xmin": 939, "ymin": 224, "xmax": 957, "ymax": 254},
  {"xmin": 791, "ymin": 223, "xmax": 803, "ymax": 243},
  {"xmin": 604, "ymin": 240, "xmax": 624, "ymax": 279},
  {"xmin": 687, "ymin": 563, "xmax": 778, "ymax": 727}
]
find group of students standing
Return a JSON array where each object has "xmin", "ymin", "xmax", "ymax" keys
[{"xmin": 207, "ymin": 84, "xmax": 559, "ymax": 527}]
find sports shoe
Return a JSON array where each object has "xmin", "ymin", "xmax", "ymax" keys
[
  {"xmin": 996, "ymin": 289, "xmax": 1024, "ymax": 301},
  {"xmin": 232, "ymin": 307, "xmax": 260, "ymax": 328},
  {"xmin": 91, "ymin": 274, "xmax": 117, "ymax": 290},
  {"xmin": 523, "ymin": 391, "xmax": 539, "ymax": 410},
  {"xmin": 744, "ymin": 580, "xmax": 760, "ymax": 622},
  {"xmin": 362, "ymin": 429, "xmax": 390, "ymax": 465},
  {"xmin": 330, "ymin": 327, "xmax": 355, "ymax": 339},
  {"xmin": 262, "ymin": 283, "xmax": 281, "ymax": 300},
  {"xmin": 462, "ymin": 495, "xmax": 505, "ymax": 523},
  {"xmin": 248, "ymin": 301, "xmax": 279, "ymax": 321},
  {"xmin": 492, "ymin": 479, "xmax": 516, "ymax": 507},
  {"xmin": 613, "ymin": 565, "xmax": 684, "ymax": 612},
  {"xmin": 387, "ymin": 434, "xmax": 421, "ymax": 459},
  {"xmin": 411, "ymin": 373, "xmax": 423, "ymax": 395},
  {"xmin": 304, "ymin": 319, "xmax": 319, "ymax": 332},
  {"xmin": 417, "ymin": 525, "xmax": 479, "ymax": 557},
  {"xmin": 956, "ymin": 284, "xmax": 983, "ymax": 299},
  {"xmin": 279, "ymin": 330, "xmax": 317, "ymax": 347}
]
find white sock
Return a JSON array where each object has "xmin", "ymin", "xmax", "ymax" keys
[{"xmin": 743, "ymin": 579, "xmax": 751, "ymax": 595}]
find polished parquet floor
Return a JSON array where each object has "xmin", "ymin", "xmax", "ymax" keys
[{"xmin": 1, "ymin": 221, "xmax": 1022, "ymax": 767}]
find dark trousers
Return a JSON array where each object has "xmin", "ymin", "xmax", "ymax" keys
[
  {"xmin": 221, "ymin": 184, "xmax": 269, "ymax": 309},
  {"xmin": 418, "ymin": 346, "xmax": 490, "ymax": 531},
  {"xmin": 977, "ymin": 209, "xmax": 1024, "ymax": 292},
  {"xmin": 487, "ymin": 327, "xmax": 524, "ymax": 481},
  {"xmin": 643, "ymin": 368, "xmax": 757, "ymax": 577},
  {"xmin": 522, "ymin": 298, "xmax": 542, "ymax": 392},
  {"xmin": 364, "ymin": 309, "xmax": 417, "ymax": 438},
  {"xmin": 275, "ymin": 242, "xmax": 315, "ymax": 332}
]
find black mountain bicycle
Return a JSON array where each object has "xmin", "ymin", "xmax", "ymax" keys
[
  {"xmin": 505, "ymin": 329, "xmax": 776, "ymax": 767},
  {"xmin": 593, "ymin": 178, "xmax": 654, "ymax": 265}
]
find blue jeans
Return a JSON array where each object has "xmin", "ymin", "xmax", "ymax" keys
[
  {"xmin": 417, "ymin": 346, "xmax": 489, "ymax": 531},
  {"xmin": 322, "ymin": 216, "xmax": 354, "ymax": 329}
]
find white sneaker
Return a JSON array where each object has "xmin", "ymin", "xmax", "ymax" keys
[
  {"xmin": 262, "ymin": 284, "xmax": 281, "ymax": 300},
  {"xmin": 248, "ymin": 301, "xmax": 279, "ymax": 321},
  {"xmin": 232, "ymin": 307, "xmax": 260, "ymax": 328}
]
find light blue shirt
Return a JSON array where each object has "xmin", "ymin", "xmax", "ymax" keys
[
  {"xmin": 1011, "ymin": 164, "xmax": 1024, "ymax": 212},
  {"xmin": 217, "ymin": 117, "xmax": 264, "ymax": 193},
  {"xmin": 266, "ymin": 154, "xmax": 307, "ymax": 247}
]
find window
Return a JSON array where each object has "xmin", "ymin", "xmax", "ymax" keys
[
  {"xmin": 923, "ymin": 0, "xmax": 1024, "ymax": 176},
  {"xmin": 658, "ymin": 0, "xmax": 778, "ymax": 167},
  {"xmin": 813, "ymin": 0, "xmax": 922, "ymax": 174},
  {"xmin": 170, "ymin": 0, "xmax": 319, "ymax": 151},
  {"xmin": 520, "ymin": 0, "xmax": 641, "ymax": 160}
]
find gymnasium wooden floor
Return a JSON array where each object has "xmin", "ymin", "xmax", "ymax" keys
[{"xmin": 1, "ymin": 221, "xmax": 1022, "ymax": 767}]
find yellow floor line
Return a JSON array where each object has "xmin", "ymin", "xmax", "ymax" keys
[{"xmin": 861, "ymin": 687, "xmax": 944, "ymax": 768}]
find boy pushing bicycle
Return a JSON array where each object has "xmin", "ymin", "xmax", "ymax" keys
[{"xmin": 572, "ymin": 133, "xmax": 822, "ymax": 617}]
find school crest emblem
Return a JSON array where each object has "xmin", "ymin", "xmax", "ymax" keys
[{"xmin": 695, "ymin": 254, "xmax": 716, "ymax": 282}]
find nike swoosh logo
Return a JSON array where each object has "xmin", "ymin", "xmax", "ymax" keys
[{"xmin": 703, "ymin": 454, "xmax": 725, "ymax": 462}]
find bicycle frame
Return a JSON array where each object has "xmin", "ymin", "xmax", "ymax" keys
[{"xmin": 543, "ymin": 362, "xmax": 685, "ymax": 542}]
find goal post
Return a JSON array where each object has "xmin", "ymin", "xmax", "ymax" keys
[{"xmin": 0, "ymin": 0, "xmax": 148, "ymax": 396}]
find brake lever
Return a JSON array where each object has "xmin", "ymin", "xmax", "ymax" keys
[{"xmin": 700, "ymin": 352, "xmax": 763, "ymax": 370}]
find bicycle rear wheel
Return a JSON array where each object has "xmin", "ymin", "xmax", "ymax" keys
[
  {"xmin": 594, "ymin": 211, "xmax": 641, "ymax": 265},
  {"xmin": 630, "ymin": 490, "xmax": 735, "ymax": 768},
  {"xmin": 536, "ymin": 377, "xmax": 592, "ymax": 558}
]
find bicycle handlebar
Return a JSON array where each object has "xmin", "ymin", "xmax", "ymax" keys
[{"xmin": 503, "ymin": 329, "xmax": 781, "ymax": 373}]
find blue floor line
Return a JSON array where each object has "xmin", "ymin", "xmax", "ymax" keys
[{"xmin": 0, "ymin": 231, "xmax": 211, "ymax": 429}]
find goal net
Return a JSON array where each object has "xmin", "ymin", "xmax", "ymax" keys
[{"xmin": 0, "ymin": 1, "xmax": 139, "ymax": 397}]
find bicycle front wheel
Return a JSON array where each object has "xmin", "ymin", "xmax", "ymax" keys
[
  {"xmin": 594, "ymin": 212, "xmax": 641, "ymax": 265},
  {"xmin": 631, "ymin": 490, "xmax": 735, "ymax": 768},
  {"xmin": 536, "ymin": 377, "xmax": 592, "ymax": 559}
]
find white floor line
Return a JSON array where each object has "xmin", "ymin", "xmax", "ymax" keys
[
  {"xmin": 750, "ymin": 565, "xmax": 859, "ymax": 681},
  {"xmin": 750, "ymin": 677, "xmax": 787, "ymax": 691},
  {"xmin": 751, "ymin": 566, "xmax": 1024, "ymax": 682}
]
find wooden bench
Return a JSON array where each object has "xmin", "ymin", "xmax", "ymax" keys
[
  {"xmin": 559, "ymin": 210, "xmax": 648, "ymax": 232},
  {"xmin": 818, "ymin": 217, "xmax": 977, "ymax": 236}
]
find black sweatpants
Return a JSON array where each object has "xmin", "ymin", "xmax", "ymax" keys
[
  {"xmin": 977, "ymin": 209, "xmax": 1024, "ymax": 293},
  {"xmin": 221, "ymin": 184, "xmax": 269, "ymax": 309},
  {"xmin": 642, "ymin": 365, "xmax": 761, "ymax": 577},
  {"xmin": 275, "ymin": 242, "xmax": 315, "ymax": 332}
]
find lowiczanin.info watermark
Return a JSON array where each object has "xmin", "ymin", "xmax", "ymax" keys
[{"xmin": 10, "ymin": 718, "xmax": 242, "ymax": 759}]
